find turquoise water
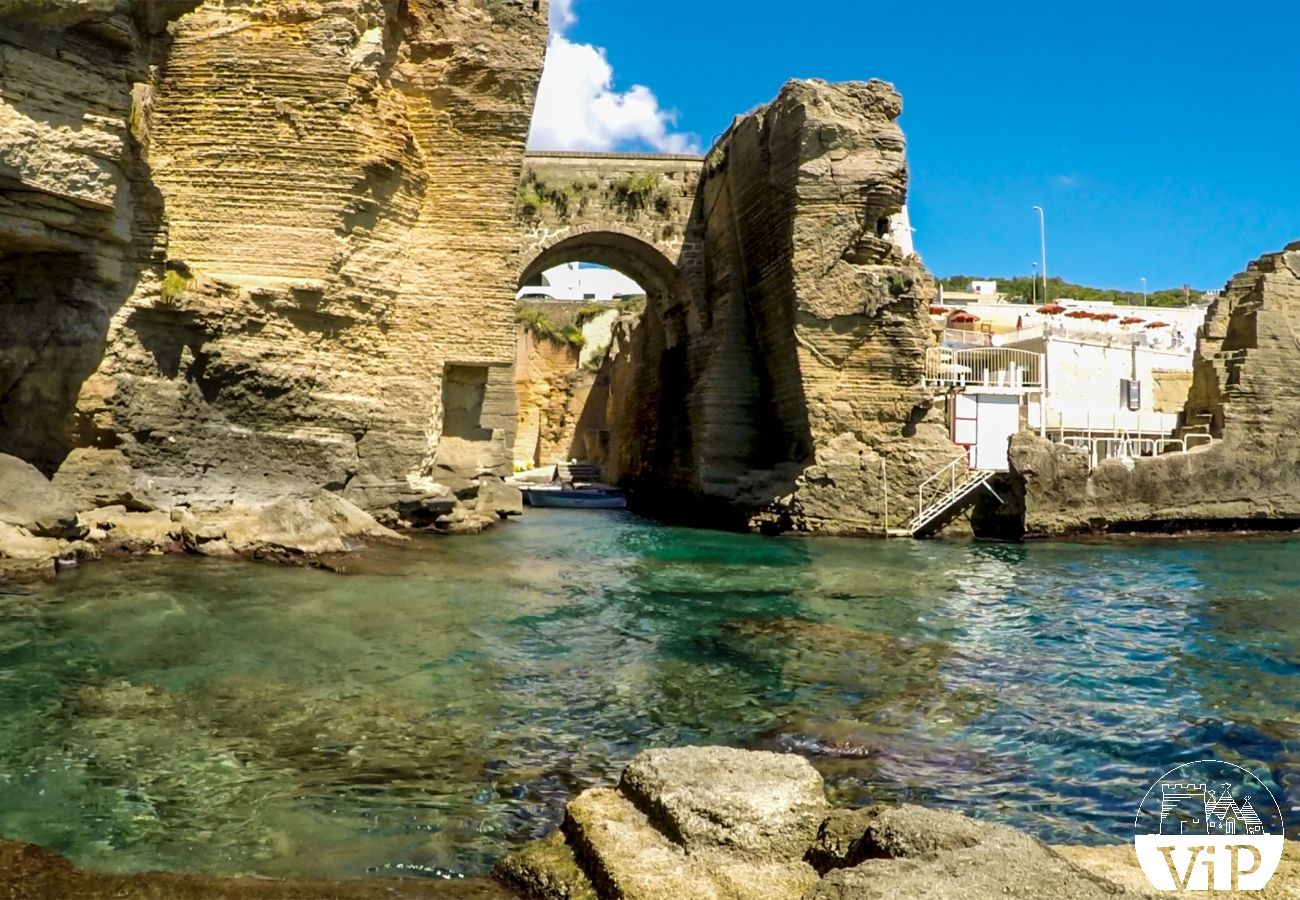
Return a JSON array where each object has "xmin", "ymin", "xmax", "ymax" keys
[{"xmin": 0, "ymin": 510, "xmax": 1297, "ymax": 880}]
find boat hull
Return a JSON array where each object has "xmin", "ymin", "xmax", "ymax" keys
[{"xmin": 524, "ymin": 488, "xmax": 627, "ymax": 509}]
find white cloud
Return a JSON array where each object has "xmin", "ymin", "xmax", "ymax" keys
[
  {"xmin": 528, "ymin": 5, "xmax": 698, "ymax": 154},
  {"xmin": 548, "ymin": 0, "xmax": 576, "ymax": 31}
]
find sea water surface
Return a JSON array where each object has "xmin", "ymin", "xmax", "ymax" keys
[{"xmin": 0, "ymin": 510, "xmax": 1297, "ymax": 880}]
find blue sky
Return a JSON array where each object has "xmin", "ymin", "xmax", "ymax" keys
[{"xmin": 528, "ymin": 0, "xmax": 1298, "ymax": 291}]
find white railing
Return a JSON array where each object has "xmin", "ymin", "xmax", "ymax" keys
[
  {"xmin": 1060, "ymin": 435, "xmax": 1192, "ymax": 468},
  {"xmin": 937, "ymin": 321, "xmax": 1194, "ymax": 352},
  {"xmin": 924, "ymin": 346, "xmax": 1043, "ymax": 390},
  {"xmin": 916, "ymin": 452, "xmax": 973, "ymax": 519},
  {"xmin": 908, "ymin": 452, "xmax": 999, "ymax": 536}
]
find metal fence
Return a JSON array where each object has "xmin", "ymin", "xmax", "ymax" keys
[{"xmin": 924, "ymin": 346, "xmax": 1043, "ymax": 390}]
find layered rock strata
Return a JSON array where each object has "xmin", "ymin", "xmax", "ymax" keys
[
  {"xmin": 0, "ymin": 451, "xmax": 403, "ymax": 581},
  {"xmin": 0, "ymin": 0, "xmax": 547, "ymax": 563},
  {"xmin": 601, "ymin": 80, "xmax": 952, "ymax": 534},
  {"xmin": 513, "ymin": 305, "xmax": 622, "ymax": 469},
  {"xmin": 999, "ymin": 242, "xmax": 1300, "ymax": 537}
]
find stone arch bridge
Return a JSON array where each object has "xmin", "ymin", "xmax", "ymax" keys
[{"xmin": 515, "ymin": 151, "xmax": 706, "ymax": 310}]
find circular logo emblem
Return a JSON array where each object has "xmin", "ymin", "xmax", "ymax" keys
[{"xmin": 1134, "ymin": 759, "xmax": 1285, "ymax": 891}]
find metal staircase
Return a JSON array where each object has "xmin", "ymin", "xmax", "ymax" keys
[{"xmin": 906, "ymin": 455, "xmax": 1000, "ymax": 537}]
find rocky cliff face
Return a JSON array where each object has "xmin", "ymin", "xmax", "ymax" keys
[
  {"xmin": 1005, "ymin": 242, "xmax": 1300, "ymax": 537},
  {"xmin": 0, "ymin": 0, "xmax": 548, "ymax": 540},
  {"xmin": 606, "ymin": 80, "xmax": 951, "ymax": 533}
]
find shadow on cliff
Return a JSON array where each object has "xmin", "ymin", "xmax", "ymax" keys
[
  {"xmin": 0, "ymin": 22, "xmax": 173, "ymax": 474},
  {"xmin": 586, "ymin": 180, "xmax": 818, "ymax": 533}
]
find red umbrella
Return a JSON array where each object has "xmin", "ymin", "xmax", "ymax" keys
[
  {"xmin": 1120, "ymin": 316, "xmax": 1145, "ymax": 325},
  {"xmin": 1036, "ymin": 304, "xmax": 1065, "ymax": 314},
  {"xmin": 1144, "ymin": 320, "xmax": 1170, "ymax": 329},
  {"xmin": 929, "ymin": 305, "xmax": 950, "ymax": 315},
  {"xmin": 949, "ymin": 312, "xmax": 980, "ymax": 324},
  {"xmin": 1065, "ymin": 309, "xmax": 1094, "ymax": 319},
  {"xmin": 1094, "ymin": 312, "xmax": 1119, "ymax": 321}
]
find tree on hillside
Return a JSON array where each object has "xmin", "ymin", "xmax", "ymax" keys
[{"xmin": 936, "ymin": 275, "xmax": 1203, "ymax": 307}]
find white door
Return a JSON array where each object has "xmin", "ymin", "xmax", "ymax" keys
[{"xmin": 973, "ymin": 394, "xmax": 1020, "ymax": 471}]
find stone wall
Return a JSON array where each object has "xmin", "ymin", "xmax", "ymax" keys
[
  {"xmin": 0, "ymin": 0, "xmax": 548, "ymax": 530},
  {"xmin": 516, "ymin": 150, "xmax": 703, "ymax": 287},
  {"xmin": 603, "ymin": 80, "xmax": 953, "ymax": 533},
  {"xmin": 1002, "ymin": 242, "xmax": 1300, "ymax": 537}
]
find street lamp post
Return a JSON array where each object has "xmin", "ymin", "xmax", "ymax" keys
[
  {"xmin": 1140, "ymin": 277, "xmax": 1147, "ymax": 306},
  {"xmin": 1032, "ymin": 206, "xmax": 1048, "ymax": 302},
  {"xmin": 1031, "ymin": 263, "xmax": 1038, "ymax": 304}
]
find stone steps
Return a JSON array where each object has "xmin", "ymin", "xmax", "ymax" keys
[{"xmin": 556, "ymin": 461, "xmax": 602, "ymax": 483}]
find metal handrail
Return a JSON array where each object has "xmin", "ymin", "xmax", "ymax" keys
[
  {"xmin": 916, "ymin": 453, "xmax": 973, "ymax": 519},
  {"xmin": 1059, "ymin": 434, "xmax": 1203, "ymax": 469}
]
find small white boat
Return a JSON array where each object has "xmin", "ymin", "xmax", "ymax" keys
[{"xmin": 523, "ymin": 485, "xmax": 628, "ymax": 509}]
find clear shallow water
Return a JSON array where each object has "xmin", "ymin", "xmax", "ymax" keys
[{"xmin": 0, "ymin": 511, "xmax": 1298, "ymax": 880}]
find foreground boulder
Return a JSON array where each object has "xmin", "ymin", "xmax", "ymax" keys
[
  {"xmin": 619, "ymin": 747, "xmax": 828, "ymax": 863},
  {"xmin": 805, "ymin": 805, "xmax": 1130, "ymax": 899},
  {"xmin": 0, "ymin": 454, "xmax": 81, "ymax": 538},
  {"xmin": 496, "ymin": 747, "xmax": 824, "ymax": 899},
  {"xmin": 494, "ymin": 747, "xmax": 1148, "ymax": 899}
]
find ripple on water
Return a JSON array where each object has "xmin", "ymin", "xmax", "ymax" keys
[{"xmin": 0, "ymin": 513, "xmax": 1297, "ymax": 878}]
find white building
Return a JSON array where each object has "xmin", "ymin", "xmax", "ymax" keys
[
  {"xmin": 887, "ymin": 205, "xmax": 916, "ymax": 259},
  {"xmin": 517, "ymin": 262, "xmax": 643, "ymax": 302}
]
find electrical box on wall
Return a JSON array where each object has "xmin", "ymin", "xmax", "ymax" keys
[{"xmin": 1121, "ymin": 378, "xmax": 1141, "ymax": 411}]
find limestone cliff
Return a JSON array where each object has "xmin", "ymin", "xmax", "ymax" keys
[
  {"xmin": 1004, "ymin": 242, "xmax": 1300, "ymax": 536},
  {"xmin": 512, "ymin": 304, "xmax": 621, "ymax": 470},
  {"xmin": 604, "ymin": 79, "xmax": 952, "ymax": 533},
  {"xmin": 0, "ymin": 0, "xmax": 548, "ymax": 538}
]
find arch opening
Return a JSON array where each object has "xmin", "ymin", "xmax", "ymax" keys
[{"xmin": 512, "ymin": 231, "xmax": 688, "ymax": 481}]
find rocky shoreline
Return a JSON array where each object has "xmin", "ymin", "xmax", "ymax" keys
[
  {"xmin": 492, "ymin": 747, "xmax": 1299, "ymax": 900},
  {"xmin": 5, "ymin": 747, "xmax": 1293, "ymax": 899},
  {"xmin": 0, "ymin": 451, "xmax": 522, "ymax": 583}
]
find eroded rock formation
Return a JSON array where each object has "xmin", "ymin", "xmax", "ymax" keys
[
  {"xmin": 601, "ymin": 80, "xmax": 952, "ymax": 533},
  {"xmin": 513, "ymin": 303, "xmax": 622, "ymax": 469},
  {"xmin": 494, "ymin": 746, "xmax": 1159, "ymax": 899},
  {"xmin": 1003, "ymin": 242, "xmax": 1300, "ymax": 537},
  {"xmin": 0, "ymin": 0, "xmax": 548, "ymax": 560}
]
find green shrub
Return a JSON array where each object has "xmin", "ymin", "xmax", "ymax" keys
[
  {"xmin": 515, "ymin": 306, "xmax": 584, "ymax": 347},
  {"xmin": 160, "ymin": 269, "xmax": 191, "ymax": 305},
  {"xmin": 575, "ymin": 303, "xmax": 610, "ymax": 326},
  {"xmin": 616, "ymin": 294, "xmax": 647, "ymax": 315},
  {"xmin": 517, "ymin": 172, "xmax": 588, "ymax": 221},
  {"xmin": 517, "ymin": 182, "xmax": 544, "ymax": 220},
  {"xmin": 887, "ymin": 274, "xmax": 912, "ymax": 297},
  {"xmin": 611, "ymin": 173, "xmax": 661, "ymax": 212}
]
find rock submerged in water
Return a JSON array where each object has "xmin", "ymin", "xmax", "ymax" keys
[{"xmin": 494, "ymin": 747, "xmax": 1154, "ymax": 899}]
